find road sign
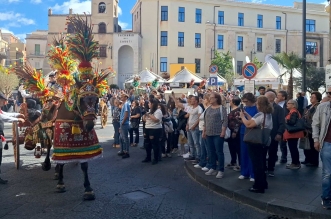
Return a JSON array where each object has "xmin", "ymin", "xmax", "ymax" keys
[
  {"xmin": 325, "ymin": 64, "xmax": 331, "ymax": 89},
  {"xmin": 209, "ymin": 77, "xmax": 218, "ymax": 86},
  {"xmin": 244, "ymin": 80, "xmax": 255, "ymax": 94},
  {"xmin": 242, "ymin": 63, "xmax": 257, "ymax": 80},
  {"xmin": 209, "ymin": 65, "xmax": 218, "ymax": 74}
]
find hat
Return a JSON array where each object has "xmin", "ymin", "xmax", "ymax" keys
[
  {"xmin": 49, "ymin": 71, "xmax": 56, "ymax": 77},
  {"xmin": 0, "ymin": 93, "xmax": 7, "ymax": 100}
]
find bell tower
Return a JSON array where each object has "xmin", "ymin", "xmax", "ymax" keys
[{"xmin": 91, "ymin": 0, "xmax": 119, "ymax": 33}]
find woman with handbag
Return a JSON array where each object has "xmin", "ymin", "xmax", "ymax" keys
[
  {"xmin": 129, "ymin": 100, "xmax": 141, "ymax": 147},
  {"xmin": 301, "ymin": 91, "xmax": 322, "ymax": 167},
  {"xmin": 240, "ymin": 96, "xmax": 273, "ymax": 193},
  {"xmin": 284, "ymin": 99, "xmax": 304, "ymax": 170}
]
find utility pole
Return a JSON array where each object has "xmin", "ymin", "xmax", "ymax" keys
[
  {"xmin": 302, "ymin": 0, "xmax": 307, "ymax": 92},
  {"xmin": 328, "ymin": 0, "xmax": 331, "ymax": 65}
]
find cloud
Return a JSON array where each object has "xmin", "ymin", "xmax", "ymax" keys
[
  {"xmin": 0, "ymin": 27, "xmax": 14, "ymax": 34},
  {"xmin": 118, "ymin": 6, "xmax": 122, "ymax": 16},
  {"xmin": 0, "ymin": 28, "xmax": 26, "ymax": 42},
  {"xmin": 0, "ymin": 12, "xmax": 35, "ymax": 25},
  {"xmin": 251, "ymin": 0, "xmax": 266, "ymax": 3},
  {"xmin": 322, "ymin": 1, "xmax": 329, "ymax": 5},
  {"xmin": 118, "ymin": 21, "xmax": 128, "ymax": 29},
  {"xmin": 30, "ymin": 0, "xmax": 41, "ymax": 4},
  {"xmin": 52, "ymin": 0, "xmax": 91, "ymax": 14},
  {"xmin": 8, "ymin": 0, "xmax": 20, "ymax": 2}
]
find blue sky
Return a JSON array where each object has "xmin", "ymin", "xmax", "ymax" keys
[{"xmin": 0, "ymin": 0, "xmax": 328, "ymax": 41}]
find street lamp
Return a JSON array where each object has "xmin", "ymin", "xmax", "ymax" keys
[
  {"xmin": 302, "ymin": 0, "xmax": 307, "ymax": 92},
  {"xmin": 213, "ymin": 6, "xmax": 220, "ymax": 58},
  {"xmin": 250, "ymin": 48, "xmax": 256, "ymax": 62},
  {"xmin": 282, "ymin": 12, "xmax": 288, "ymax": 53}
]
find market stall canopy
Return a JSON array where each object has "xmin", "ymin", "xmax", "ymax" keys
[
  {"xmin": 125, "ymin": 68, "xmax": 165, "ymax": 83},
  {"xmin": 234, "ymin": 62, "xmax": 280, "ymax": 86},
  {"xmin": 168, "ymin": 67, "xmax": 203, "ymax": 83}
]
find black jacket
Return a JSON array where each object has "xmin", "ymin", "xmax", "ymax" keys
[
  {"xmin": 271, "ymin": 102, "xmax": 285, "ymax": 139},
  {"xmin": 176, "ymin": 110, "xmax": 187, "ymax": 132}
]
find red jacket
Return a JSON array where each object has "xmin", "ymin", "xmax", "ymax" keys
[{"xmin": 283, "ymin": 108, "xmax": 304, "ymax": 141}]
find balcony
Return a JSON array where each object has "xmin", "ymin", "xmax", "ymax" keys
[
  {"xmin": 28, "ymin": 52, "xmax": 45, "ymax": 57},
  {"xmin": 0, "ymin": 51, "xmax": 7, "ymax": 60}
]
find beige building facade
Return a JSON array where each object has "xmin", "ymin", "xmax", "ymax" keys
[
  {"xmin": 2, "ymin": 33, "xmax": 25, "ymax": 67},
  {"xmin": 131, "ymin": 0, "xmax": 329, "ymax": 78},
  {"xmin": 0, "ymin": 30, "xmax": 9, "ymax": 66},
  {"xmin": 26, "ymin": 30, "xmax": 48, "ymax": 70}
]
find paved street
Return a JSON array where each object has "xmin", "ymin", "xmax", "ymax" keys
[{"xmin": 0, "ymin": 118, "xmax": 268, "ymax": 219}]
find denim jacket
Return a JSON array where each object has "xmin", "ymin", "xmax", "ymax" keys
[{"xmin": 312, "ymin": 101, "xmax": 331, "ymax": 147}]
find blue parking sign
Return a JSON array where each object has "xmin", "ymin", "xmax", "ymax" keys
[{"xmin": 209, "ymin": 77, "xmax": 218, "ymax": 86}]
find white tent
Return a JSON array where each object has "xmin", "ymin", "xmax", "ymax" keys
[
  {"xmin": 125, "ymin": 68, "xmax": 165, "ymax": 83},
  {"xmin": 279, "ymin": 67, "xmax": 302, "ymax": 86},
  {"xmin": 168, "ymin": 67, "xmax": 203, "ymax": 83},
  {"xmin": 234, "ymin": 62, "xmax": 280, "ymax": 87}
]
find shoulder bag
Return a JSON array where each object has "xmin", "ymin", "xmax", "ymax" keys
[
  {"xmin": 285, "ymin": 111, "xmax": 305, "ymax": 133},
  {"xmin": 243, "ymin": 114, "xmax": 271, "ymax": 146}
]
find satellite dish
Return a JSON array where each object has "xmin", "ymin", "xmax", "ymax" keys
[
  {"xmin": 265, "ymin": 54, "xmax": 280, "ymax": 74},
  {"xmin": 245, "ymin": 56, "xmax": 250, "ymax": 63}
]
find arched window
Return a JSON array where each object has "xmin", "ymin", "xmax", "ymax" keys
[
  {"xmin": 67, "ymin": 23, "xmax": 74, "ymax": 33},
  {"xmin": 98, "ymin": 23, "xmax": 106, "ymax": 33},
  {"xmin": 99, "ymin": 2, "xmax": 106, "ymax": 13}
]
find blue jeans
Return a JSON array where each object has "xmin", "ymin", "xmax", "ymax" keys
[
  {"xmin": 198, "ymin": 131, "xmax": 209, "ymax": 167},
  {"xmin": 206, "ymin": 135, "xmax": 225, "ymax": 172},
  {"xmin": 187, "ymin": 127, "xmax": 200, "ymax": 158},
  {"xmin": 321, "ymin": 142, "xmax": 331, "ymax": 200},
  {"xmin": 120, "ymin": 124, "xmax": 130, "ymax": 153},
  {"xmin": 112, "ymin": 120, "xmax": 120, "ymax": 144}
]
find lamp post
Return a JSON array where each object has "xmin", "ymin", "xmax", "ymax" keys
[
  {"xmin": 282, "ymin": 12, "xmax": 288, "ymax": 53},
  {"xmin": 326, "ymin": 0, "xmax": 331, "ymax": 65},
  {"xmin": 213, "ymin": 6, "xmax": 220, "ymax": 59},
  {"xmin": 250, "ymin": 48, "xmax": 256, "ymax": 62},
  {"xmin": 302, "ymin": 0, "xmax": 307, "ymax": 92}
]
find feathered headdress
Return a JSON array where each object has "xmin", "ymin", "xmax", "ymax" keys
[
  {"xmin": 93, "ymin": 66, "xmax": 114, "ymax": 96},
  {"xmin": 47, "ymin": 35, "xmax": 77, "ymax": 93},
  {"xmin": 66, "ymin": 14, "xmax": 99, "ymax": 81},
  {"xmin": 13, "ymin": 64, "xmax": 59, "ymax": 102}
]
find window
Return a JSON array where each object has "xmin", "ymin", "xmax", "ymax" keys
[
  {"xmin": 98, "ymin": 2, "xmax": 106, "ymax": 13},
  {"xmin": 195, "ymin": 59, "xmax": 201, "ymax": 73},
  {"xmin": 238, "ymin": 13, "xmax": 244, "ymax": 26},
  {"xmin": 218, "ymin": 11, "xmax": 224, "ymax": 25},
  {"xmin": 160, "ymin": 57, "xmax": 168, "ymax": 72},
  {"xmin": 218, "ymin": 35, "xmax": 224, "ymax": 49},
  {"xmin": 161, "ymin": 31, "xmax": 168, "ymax": 46},
  {"xmin": 99, "ymin": 46, "xmax": 107, "ymax": 57},
  {"xmin": 178, "ymin": 58, "xmax": 184, "ymax": 63},
  {"xmin": 196, "ymin": 9, "xmax": 202, "ymax": 23},
  {"xmin": 306, "ymin": 19, "xmax": 315, "ymax": 32},
  {"xmin": 195, "ymin": 33, "xmax": 201, "ymax": 48},
  {"xmin": 257, "ymin": 38, "xmax": 262, "ymax": 52},
  {"xmin": 67, "ymin": 23, "xmax": 74, "ymax": 33},
  {"xmin": 161, "ymin": 6, "xmax": 168, "ymax": 21},
  {"xmin": 34, "ymin": 44, "xmax": 40, "ymax": 55},
  {"xmin": 275, "ymin": 39, "xmax": 281, "ymax": 53},
  {"xmin": 178, "ymin": 32, "xmax": 184, "ymax": 47},
  {"xmin": 276, "ymin": 16, "xmax": 281, "ymax": 30},
  {"xmin": 98, "ymin": 22, "xmax": 106, "ymax": 33},
  {"xmin": 306, "ymin": 41, "xmax": 317, "ymax": 54},
  {"xmin": 178, "ymin": 7, "xmax": 185, "ymax": 22},
  {"xmin": 237, "ymin": 36, "xmax": 243, "ymax": 51},
  {"xmin": 237, "ymin": 61, "xmax": 243, "ymax": 74},
  {"xmin": 257, "ymin": 14, "xmax": 263, "ymax": 28}
]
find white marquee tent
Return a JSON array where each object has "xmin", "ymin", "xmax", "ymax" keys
[
  {"xmin": 168, "ymin": 67, "xmax": 203, "ymax": 83},
  {"xmin": 124, "ymin": 68, "xmax": 165, "ymax": 84}
]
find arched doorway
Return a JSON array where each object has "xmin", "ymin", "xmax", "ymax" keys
[{"xmin": 118, "ymin": 45, "xmax": 134, "ymax": 88}]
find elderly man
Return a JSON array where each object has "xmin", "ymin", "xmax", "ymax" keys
[
  {"xmin": 0, "ymin": 93, "xmax": 25, "ymax": 184},
  {"xmin": 312, "ymin": 87, "xmax": 331, "ymax": 209},
  {"xmin": 265, "ymin": 91, "xmax": 285, "ymax": 177}
]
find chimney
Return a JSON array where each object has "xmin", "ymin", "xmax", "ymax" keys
[
  {"xmin": 69, "ymin": 8, "xmax": 73, "ymax": 14},
  {"xmin": 48, "ymin": 8, "xmax": 52, "ymax": 16}
]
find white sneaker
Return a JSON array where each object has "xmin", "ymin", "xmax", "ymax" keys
[
  {"xmin": 162, "ymin": 153, "xmax": 166, "ymax": 158},
  {"xmin": 201, "ymin": 167, "xmax": 209, "ymax": 171},
  {"xmin": 216, "ymin": 171, "xmax": 224, "ymax": 179},
  {"xmin": 250, "ymin": 178, "xmax": 255, "ymax": 182},
  {"xmin": 205, "ymin": 169, "xmax": 217, "ymax": 175},
  {"xmin": 166, "ymin": 153, "xmax": 172, "ymax": 158},
  {"xmin": 182, "ymin": 152, "xmax": 190, "ymax": 159},
  {"xmin": 238, "ymin": 175, "xmax": 247, "ymax": 180},
  {"xmin": 194, "ymin": 164, "xmax": 202, "ymax": 168}
]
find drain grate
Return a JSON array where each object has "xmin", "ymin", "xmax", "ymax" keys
[
  {"xmin": 121, "ymin": 190, "xmax": 153, "ymax": 201},
  {"xmin": 267, "ymin": 215, "xmax": 290, "ymax": 219}
]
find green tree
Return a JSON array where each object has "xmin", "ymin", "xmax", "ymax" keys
[
  {"xmin": 271, "ymin": 52, "xmax": 303, "ymax": 100},
  {"xmin": 0, "ymin": 65, "xmax": 19, "ymax": 97},
  {"xmin": 294, "ymin": 66, "xmax": 326, "ymax": 94},
  {"xmin": 211, "ymin": 51, "xmax": 233, "ymax": 77},
  {"xmin": 252, "ymin": 57, "xmax": 263, "ymax": 69}
]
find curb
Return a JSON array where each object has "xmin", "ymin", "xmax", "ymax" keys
[{"xmin": 184, "ymin": 162, "xmax": 330, "ymax": 219}]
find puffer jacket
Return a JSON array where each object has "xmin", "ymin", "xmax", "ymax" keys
[{"xmin": 312, "ymin": 101, "xmax": 331, "ymax": 148}]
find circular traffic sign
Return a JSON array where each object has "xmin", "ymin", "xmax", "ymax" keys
[
  {"xmin": 209, "ymin": 65, "xmax": 218, "ymax": 74},
  {"xmin": 242, "ymin": 63, "xmax": 257, "ymax": 80}
]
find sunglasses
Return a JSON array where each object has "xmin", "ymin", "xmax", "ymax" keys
[{"xmin": 327, "ymin": 92, "xmax": 331, "ymax": 95}]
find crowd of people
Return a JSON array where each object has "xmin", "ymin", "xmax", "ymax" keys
[{"xmin": 106, "ymin": 85, "xmax": 331, "ymax": 209}]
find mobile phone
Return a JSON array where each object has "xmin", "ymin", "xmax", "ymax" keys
[{"xmin": 239, "ymin": 104, "xmax": 244, "ymax": 111}]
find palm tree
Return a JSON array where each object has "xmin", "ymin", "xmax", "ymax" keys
[{"xmin": 272, "ymin": 52, "xmax": 303, "ymax": 100}]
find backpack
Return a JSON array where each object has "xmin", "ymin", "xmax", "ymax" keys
[{"xmin": 163, "ymin": 116, "xmax": 174, "ymax": 133}]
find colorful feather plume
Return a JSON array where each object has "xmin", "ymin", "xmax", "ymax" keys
[
  {"xmin": 48, "ymin": 35, "xmax": 77, "ymax": 92},
  {"xmin": 66, "ymin": 14, "xmax": 99, "ymax": 81},
  {"xmin": 93, "ymin": 67, "xmax": 114, "ymax": 97}
]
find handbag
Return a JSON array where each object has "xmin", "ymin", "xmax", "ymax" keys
[
  {"xmin": 299, "ymin": 137, "xmax": 311, "ymax": 150},
  {"xmin": 243, "ymin": 114, "xmax": 271, "ymax": 146},
  {"xmin": 285, "ymin": 118, "xmax": 305, "ymax": 133},
  {"xmin": 130, "ymin": 121, "xmax": 139, "ymax": 129},
  {"xmin": 224, "ymin": 127, "xmax": 231, "ymax": 140}
]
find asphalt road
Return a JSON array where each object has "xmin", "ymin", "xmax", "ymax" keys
[{"xmin": 0, "ymin": 118, "xmax": 269, "ymax": 219}]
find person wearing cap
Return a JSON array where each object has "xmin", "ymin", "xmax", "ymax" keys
[
  {"xmin": 0, "ymin": 93, "xmax": 25, "ymax": 184},
  {"xmin": 47, "ymin": 71, "xmax": 62, "ymax": 92}
]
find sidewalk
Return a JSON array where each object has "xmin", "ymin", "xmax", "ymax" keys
[{"xmin": 185, "ymin": 146, "xmax": 331, "ymax": 219}]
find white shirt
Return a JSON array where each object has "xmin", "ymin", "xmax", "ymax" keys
[
  {"xmin": 278, "ymin": 100, "xmax": 285, "ymax": 108},
  {"xmin": 18, "ymin": 85, "xmax": 32, "ymax": 98},
  {"xmin": 0, "ymin": 110, "xmax": 20, "ymax": 132},
  {"xmin": 188, "ymin": 105, "xmax": 203, "ymax": 129},
  {"xmin": 145, "ymin": 109, "xmax": 163, "ymax": 129}
]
